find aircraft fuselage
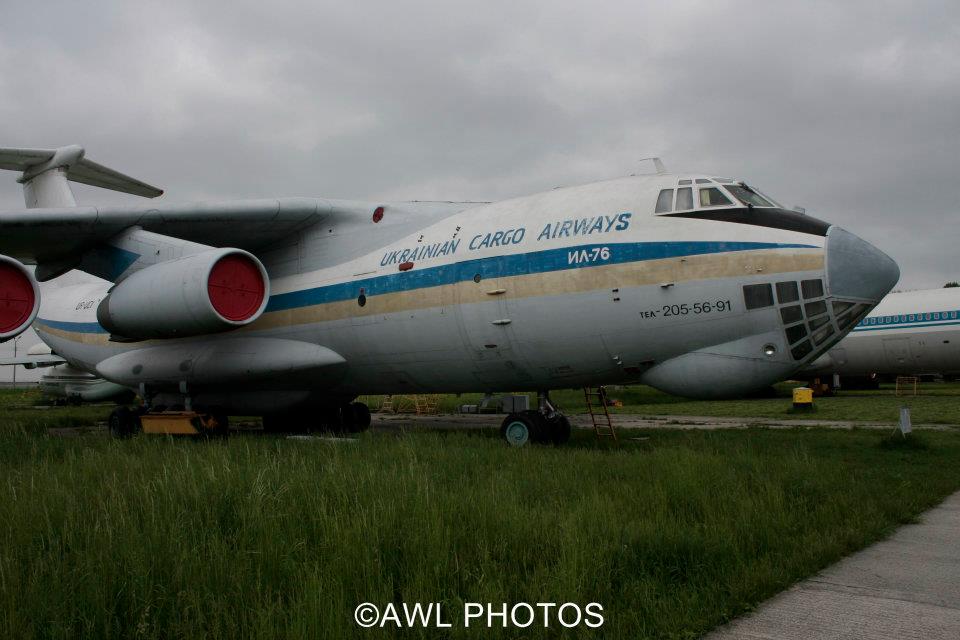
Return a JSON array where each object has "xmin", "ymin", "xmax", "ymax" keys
[{"xmin": 30, "ymin": 174, "xmax": 896, "ymax": 414}]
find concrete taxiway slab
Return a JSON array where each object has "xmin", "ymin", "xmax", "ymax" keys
[
  {"xmin": 706, "ymin": 491, "xmax": 960, "ymax": 639},
  {"xmin": 370, "ymin": 413, "xmax": 957, "ymax": 432}
]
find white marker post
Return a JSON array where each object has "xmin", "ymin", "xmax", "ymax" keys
[{"xmin": 899, "ymin": 406, "xmax": 912, "ymax": 437}]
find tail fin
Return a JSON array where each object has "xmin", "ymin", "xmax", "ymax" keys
[{"xmin": 0, "ymin": 145, "xmax": 163, "ymax": 208}]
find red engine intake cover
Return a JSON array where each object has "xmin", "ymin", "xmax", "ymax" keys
[
  {"xmin": 0, "ymin": 262, "xmax": 36, "ymax": 334},
  {"xmin": 207, "ymin": 254, "xmax": 266, "ymax": 322}
]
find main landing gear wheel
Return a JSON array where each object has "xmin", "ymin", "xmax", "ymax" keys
[
  {"xmin": 347, "ymin": 402, "xmax": 371, "ymax": 433},
  {"xmin": 262, "ymin": 412, "xmax": 309, "ymax": 434},
  {"xmin": 261, "ymin": 414, "xmax": 284, "ymax": 434},
  {"xmin": 108, "ymin": 406, "xmax": 141, "ymax": 439},
  {"xmin": 198, "ymin": 411, "xmax": 230, "ymax": 438},
  {"xmin": 336, "ymin": 402, "xmax": 371, "ymax": 434}
]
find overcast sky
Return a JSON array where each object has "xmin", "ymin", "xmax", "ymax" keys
[{"xmin": 0, "ymin": 0, "xmax": 957, "ymax": 293}]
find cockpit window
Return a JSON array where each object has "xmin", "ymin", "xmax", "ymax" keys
[
  {"xmin": 655, "ymin": 189, "xmax": 673, "ymax": 213},
  {"xmin": 694, "ymin": 178, "xmax": 712, "ymax": 184},
  {"xmin": 754, "ymin": 188, "xmax": 782, "ymax": 208},
  {"xmin": 726, "ymin": 184, "xmax": 775, "ymax": 207},
  {"xmin": 676, "ymin": 187, "xmax": 693, "ymax": 210},
  {"xmin": 699, "ymin": 187, "xmax": 732, "ymax": 207},
  {"xmin": 678, "ymin": 179, "xmax": 692, "ymax": 185},
  {"xmin": 712, "ymin": 177, "xmax": 734, "ymax": 183}
]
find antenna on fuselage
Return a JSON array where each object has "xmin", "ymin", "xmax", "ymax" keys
[{"xmin": 638, "ymin": 157, "xmax": 667, "ymax": 175}]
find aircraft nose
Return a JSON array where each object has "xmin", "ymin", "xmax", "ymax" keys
[{"xmin": 825, "ymin": 226, "xmax": 899, "ymax": 302}]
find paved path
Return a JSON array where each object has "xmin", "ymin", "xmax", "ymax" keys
[
  {"xmin": 706, "ymin": 491, "xmax": 960, "ymax": 639},
  {"xmin": 370, "ymin": 412, "xmax": 957, "ymax": 432}
]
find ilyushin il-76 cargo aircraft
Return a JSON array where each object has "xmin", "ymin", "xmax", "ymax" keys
[{"xmin": 0, "ymin": 145, "xmax": 898, "ymax": 445}]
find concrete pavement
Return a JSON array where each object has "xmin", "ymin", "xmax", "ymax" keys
[
  {"xmin": 370, "ymin": 412, "xmax": 957, "ymax": 432},
  {"xmin": 706, "ymin": 491, "xmax": 960, "ymax": 639}
]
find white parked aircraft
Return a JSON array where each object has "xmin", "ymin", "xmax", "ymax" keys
[
  {"xmin": 805, "ymin": 287, "xmax": 960, "ymax": 385},
  {"xmin": 0, "ymin": 342, "xmax": 131, "ymax": 404},
  {"xmin": 0, "ymin": 145, "xmax": 898, "ymax": 444}
]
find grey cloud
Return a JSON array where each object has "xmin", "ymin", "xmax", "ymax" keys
[{"xmin": 0, "ymin": 0, "xmax": 957, "ymax": 288}]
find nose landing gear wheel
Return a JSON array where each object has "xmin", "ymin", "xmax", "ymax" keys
[
  {"xmin": 501, "ymin": 413, "xmax": 539, "ymax": 447},
  {"xmin": 500, "ymin": 410, "xmax": 570, "ymax": 446}
]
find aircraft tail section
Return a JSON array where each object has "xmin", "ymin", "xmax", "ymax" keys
[{"xmin": 0, "ymin": 145, "xmax": 163, "ymax": 208}]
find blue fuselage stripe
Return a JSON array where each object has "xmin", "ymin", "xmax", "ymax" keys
[
  {"xmin": 853, "ymin": 319, "xmax": 960, "ymax": 332},
  {"xmin": 265, "ymin": 241, "xmax": 813, "ymax": 312},
  {"xmin": 36, "ymin": 240, "xmax": 816, "ymax": 335},
  {"xmin": 36, "ymin": 319, "xmax": 108, "ymax": 333}
]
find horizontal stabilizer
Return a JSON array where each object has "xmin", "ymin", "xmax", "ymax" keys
[
  {"xmin": 0, "ymin": 147, "xmax": 53, "ymax": 170},
  {"xmin": 0, "ymin": 145, "xmax": 163, "ymax": 198},
  {"xmin": 63, "ymin": 156, "xmax": 163, "ymax": 198}
]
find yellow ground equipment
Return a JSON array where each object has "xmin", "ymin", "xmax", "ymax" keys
[
  {"xmin": 895, "ymin": 376, "xmax": 919, "ymax": 397},
  {"xmin": 792, "ymin": 387, "xmax": 814, "ymax": 411},
  {"xmin": 413, "ymin": 394, "xmax": 441, "ymax": 415},
  {"xmin": 808, "ymin": 376, "xmax": 834, "ymax": 396},
  {"xmin": 377, "ymin": 394, "xmax": 440, "ymax": 415},
  {"xmin": 139, "ymin": 412, "xmax": 228, "ymax": 436}
]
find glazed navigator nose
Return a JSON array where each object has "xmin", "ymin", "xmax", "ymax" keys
[{"xmin": 825, "ymin": 227, "xmax": 900, "ymax": 302}]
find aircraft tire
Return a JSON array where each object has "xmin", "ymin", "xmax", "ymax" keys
[
  {"xmin": 521, "ymin": 410, "xmax": 554, "ymax": 444},
  {"xmin": 200, "ymin": 410, "xmax": 230, "ymax": 439},
  {"xmin": 349, "ymin": 402, "xmax": 371, "ymax": 432},
  {"xmin": 334, "ymin": 404, "xmax": 354, "ymax": 434},
  {"xmin": 548, "ymin": 415, "xmax": 572, "ymax": 445},
  {"xmin": 500, "ymin": 413, "xmax": 539, "ymax": 447},
  {"xmin": 108, "ymin": 406, "xmax": 140, "ymax": 439},
  {"xmin": 261, "ymin": 414, "xmax": 283, "ymax": 433}
]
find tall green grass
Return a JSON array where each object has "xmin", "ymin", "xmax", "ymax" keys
[{"xmin": 1, "ymin": 424, "xmax": 959, "ymax": 638}]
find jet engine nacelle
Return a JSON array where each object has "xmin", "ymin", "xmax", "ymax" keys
[
  {"xmin": 0, "ymin": 255, "xmax": 41, "ymax": 342},
  {"xmin": 97, "ymin": 248, "xmax": 270, "ymax": 340}
]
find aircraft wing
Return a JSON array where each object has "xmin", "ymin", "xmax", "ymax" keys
[
  {"xmin": 0, "ymin": 354, "xmax": 66, "ymax": 369},
  {"xmin": 0, "ymin": 198, "xmax": 329, "ymax": 266},
  {"xmin": 0, "ymin": 145, "xmax": 475, "ymax": 283},
  {"xmin": 0, "ymin": 145, "xmax": 364, "ymax": 269},
  {"xmin": 0, "ymin": 145, "xmax": 163, "ymax": 198}
]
